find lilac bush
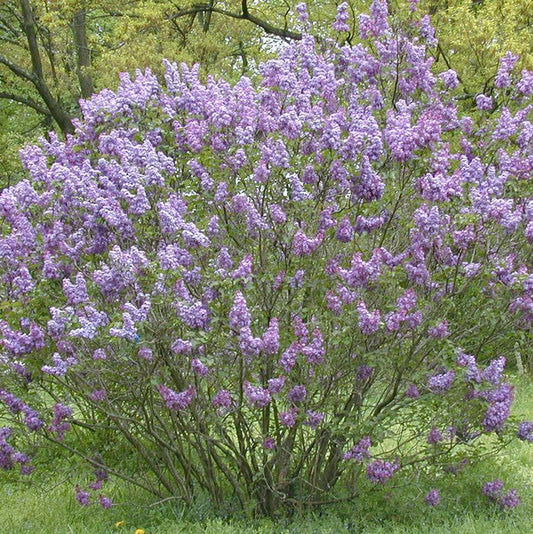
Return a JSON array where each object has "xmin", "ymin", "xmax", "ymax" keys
[{"xmin": 0, "ymin": 1, "xmax": 532, "ymax": 514}]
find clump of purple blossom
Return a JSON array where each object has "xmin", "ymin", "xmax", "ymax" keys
[
  {"xmin": 344, "ymin": 436, "xmax": 372, "ymax": 462},
  {"xmin": 158, "ymin": 385, "xmax": 195, "ymax": 411},
  {"xmin": 483, "ymin": 480, "xmax": 520, "ymax": 510},
  {"xmin": 517, "ymin": 421, "xmax": 533, "ymax": 442},
  {"xmin": 366, "ymin": 459, "xmax": 399, "ymax": 484},
  {"xmin": 427, "ymin": 371, "xmax": 455, "ymax": 393},
  {"xmin": 425, "ymin": 489, "xmax": 440, "ymax": 506}
]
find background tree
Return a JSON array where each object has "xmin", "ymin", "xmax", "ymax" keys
[{"xmin": 422, "ymin": 0, "xmax": 533, "ymax": 94}]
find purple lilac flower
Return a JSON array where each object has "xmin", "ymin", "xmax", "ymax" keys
[
  {"xmin": 327, "ymin": 291, "xmax": 343, "ymax": 315},
  {"xmin": 427, "ymin": 371, "xmax": 455, "ymax": 393},
  {"xmin": 171, "ymin": 338, "xmax": 192, "ymax": 355},
  {"xmin": 262, "ymin": 318, "xmax": 280, "ymax": 355},
  {"xmin": 267, "ymin": 376, "xmax": 286, "ymax": 394},
  {"xmin": 176, "ymin": 301, "xmax": 210, "ymax": 330},
  {"xmin": 366, "ymin": 459, "xmax": 398, "ymax": 484},
  {"xmin": 500, "ymin": 490, "xmax": 520, "ymax": 509},
  {"xmin": 41, "ymin": 352, "xmax": 77, "ymax": 377},
  {"xmin": 158, "ymin": 385, "xmax": 195, "ymax": 411},
  {"xmin": 425, "ymin": 489, "xmax": 440, "ymax": 506},
  {"xmin": 191, "ymin": 358, "xmax": 208, "ymax": 377},
  {"xmin": 0, "ymin": 390, "xmax": 24, "ymax": 414},
  {"xmin": 212, "ymin": 389, "xmax": 232, "ymax": 409},
  {"xmin": 483, "ymin": 401, "xmax": 511, "ymax": 432},
  {"xmin": 292, "ymin": 316, "xmax": 308, "ymax": 340},
  {"xmin": 333, "ymin": 2, "xmax": 350, "ymax": 32},
  {"xmin": 406, "ymin": 384, "xmax": 420, "ymax": 398},
  {"xmin": 292, "ymin": 229, "xmax": 324, "ymax": 256},
  {"xmin": 482, "ymin": 480, "xmax": 520, "ymax": 509},
  {"xmin": 24, "ymin": 409, "xmax": 44, "ymax": 431},
  {"xmin": 427, "ymin": 427, "xmax": 443, "ymax": 444},
  {"xmin": 270, "ymin": 204, "xmax": 286, "ymax": 224},
  {"xmin": 216, "ymin": 247, "xmax": 233, "ymax": 272},
  {"xmin": 344, "ymin": 436, "xmax": 371, "ymax": 462},
  {"xmin": 138, "ymin": 347, "xmax": 153, "ymax": 360},
  {"xmin": 305, "ymin": 411, "xmax": 325, "ymax": 429},
  {"xmin": 99, "ymin": 495, "xmax": 113, "ymax": 509},
  {"xmin": 483, "ymin": 479, "xmax": 504, "ymax": 498},
  {"xmin": 287, "ymin": 385, "xmax": 307, "ymax": 403},
  {"xmin": 75, "ymin": 486, "xmax": 90, "ymax": 506},
  {"xmin": 481, "ymin": 356, "xmax": 505, "ymax": 385},
  {"xmin": 517, "ymin": 69, "xmax": 533, "ymax": 96},
  {"xmin": 239, "ymin": 326, "xmax": 262, "ymax": 357},
  {"xmin": 272, "ymin": 270, "xmax": 285, "ymax": 290},
  {"xmin": 279, "ymin": 342, "xmax": 299, "ymax": 372},
  {"xmin": 243, "ymin": 382, "xmax": 271, "ymax": 408},
  {"xmin": 231, "ymin": 254, "xmax": 253, "ymax": 281},
  {"xmin": 320, "ymin": 205, "xmax": 337, "ymax": 231},
  {"xmin": 494, "ymin": 52, "xmax": 519, "ymax": 89},
  {"xmin": 336, "ymin": 217, "xmax": 354, "ymax": 242},
  {"xmin": 49, "ymin": 403, "xmax": 72, "ymax": 440},
  {"xmin": 517, "ymin": 421, "xmax": 533, "ymax": 442},
  {"xmin": 338, "ymin": 251, "xmax": 382, "ymax": 288},
  {"xmin": 263, "ymin": 437, "xmax": 276, "ymax": 450},
  {"xmin": 439, "ymin": 70, "xmax": 459, "ymax": 89},
  {"xmin": 483, "ymin": 383, "xmax": 514, "ymax": 431},
  {"xmin": 63, "ymin": 274, "xmax": 89, "ymax": 305},
  {"xmin": 301, "ymin": 328, "xmax": 325, "ymax": 365},
  {"xmin": 457, "ymin": 350, "xmax": 481, "ymax": 383},
  {"xmin": 280, "ymin": 408, "xmax": 298, "ymax": 427},
  {"xmin": 290, "ymin": 269, "xmax": 305, "ymax": 288},
  {"xmin": 229, "ymin": 291, "xmax": 251, "ymax": 331},
  {"xmin": 428, "ymin": 321, "xmax": 449, "ymax": 339},
  {"xmin": 357, "ymin": 302, "xmax": 381, "ymax": 334},
  {"xmin": 356, "ymin": 364, "xmax": 374, "ymax": 382},
  {"xmin": 476, "ymin": 94, "xmax": 493, "ymax": 111}
]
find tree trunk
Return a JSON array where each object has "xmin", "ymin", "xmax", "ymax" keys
[
  {"xmin": 71, "ymin": 9, "xmax": 94, "ymax": 99},
  {"xmin": 19, "ymin": 0, "xmax": 74, "ymax": 134}
]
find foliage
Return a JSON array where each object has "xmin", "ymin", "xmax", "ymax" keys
[
  {"xmin": 0, "ymin": 0, "xmax": 532, "ymax": 517},
  {"xmin": 424, "ymin": 0, "xmax": 533, "ymax": 95}
]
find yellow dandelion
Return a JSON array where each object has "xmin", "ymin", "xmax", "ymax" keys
[
  {"xmin": 134, "ymin": 530, "xmax": 145, "ymax": 534},
  {"xmin": 115, "ymin": 520, "xmax": 125, "ymax": 527}
]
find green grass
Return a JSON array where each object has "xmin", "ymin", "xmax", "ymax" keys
[{"xmin": 1, "ymin": 375, "xmax": 532, "ymax": 534}]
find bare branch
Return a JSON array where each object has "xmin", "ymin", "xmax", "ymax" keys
[
  {"xmin": 0, "ymin": 90, "xmax": 52, "ymax": 115},
  {"xmin": 0, "ymin": 52, "xmax": 36, "ymax": 83},
  {"xmin": 19, "ymin": 0, "xmax": 44, "ymax": 79},
  {"xmin": 167, "ymin": 4, "xmax": 302, "ymax": 41}
]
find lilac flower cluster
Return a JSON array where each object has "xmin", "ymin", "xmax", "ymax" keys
[
  {"xmin": 0, "ymin": 390, "xmax": 44, "ymax": 431},
  {"xmin": 427, "ymin": 371, "xmax": 455, "ymax": 393},
  {"xmin": 158, "ymin": 385, "xmax": 195, "ymax": 411},
  {"xmin": 344, "ymin": 436, "xmax": 371, "ymax": 462},
  {"xmin": 483, "ymin": 480, "xmax": 520, "ymax": 509},
  {"xmin": 517, "ymin": 421, "xmax": 533, "ymax": 442},
  {"xmin": 366, "ymin": 459, "xmax": 399, "ymax": 484},
  {"xmin": 425, "ymin": 489, "xmax": 440, "ymax": 506},
  {"xmin": 48, "ymin": 403, "xmax": 72, "ymax": 440},
  {"xmin": 0, "ymin": 427, "xmax": 33, "ymax": 475},
  {"xmin": 243, "ymin": 382, "xmax": 271, "ymax": 409},
  {"xmin": 481, "ymin": 383, "xmax": 514, "ymax": 432}
]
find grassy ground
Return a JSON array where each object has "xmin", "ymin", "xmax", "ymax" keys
[{"xmin": 1, "ymin": 375, "xmax": 532, "ymax": 534}]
